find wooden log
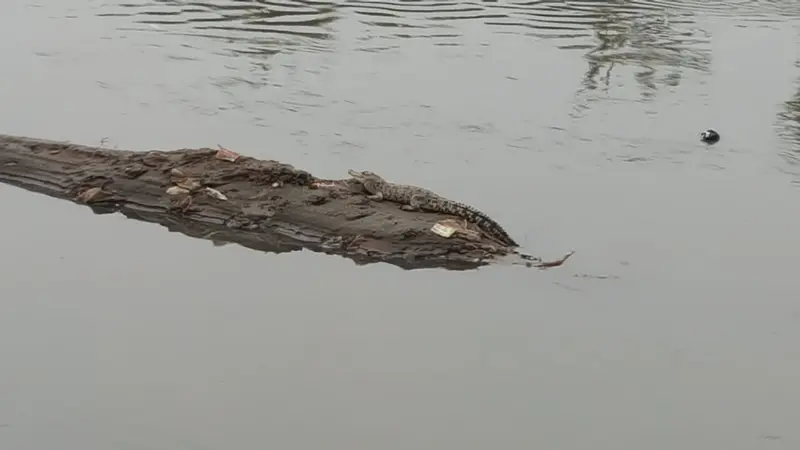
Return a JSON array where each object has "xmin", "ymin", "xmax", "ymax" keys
[{"xmin": 0, "ymin": 134, "xmax": 551, "ymax": 270}]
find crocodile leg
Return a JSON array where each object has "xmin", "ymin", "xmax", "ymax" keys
[
  {"xmin": 360, "ymin": 178, "xmax": 385, "ymax": 201},
  {"xmin": 401, "ymin": 194, "xmax": 425, "ymax": 211}
]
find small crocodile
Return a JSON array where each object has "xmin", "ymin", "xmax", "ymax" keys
[{"xmin": 347, "ymin": 169, "xmax": 518, "ymax": 247}]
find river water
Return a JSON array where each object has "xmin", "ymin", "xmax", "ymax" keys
[{"xmin": 1, "ymin": 1, "xmax": 800, "ymax": 449}]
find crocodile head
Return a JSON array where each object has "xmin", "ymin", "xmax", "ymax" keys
[
  {"xmin": 347, "ymin": 169, "xmax": 383, "ymax": 181},
  {"xmin": 347, "ymin": 169, "xmax": 387, "ymax": 194}
]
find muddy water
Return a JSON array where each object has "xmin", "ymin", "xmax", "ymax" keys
[{"xmin": 2, "ymin": 1, "xmax": 800, "ymax": 449}]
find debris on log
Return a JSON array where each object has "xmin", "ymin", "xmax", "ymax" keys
[{"xmin": 0, "ymin": 134, "xmax": 570, "ymax": 270}]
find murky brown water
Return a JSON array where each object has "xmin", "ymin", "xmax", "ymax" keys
[{"xmin": 2, "ymin": 1, "xmax": 800, "ymax": 449}]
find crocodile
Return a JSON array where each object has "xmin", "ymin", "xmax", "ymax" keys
[{"xmin": 347, "ymin": 169, "xmax": 518, "ymax": 247}]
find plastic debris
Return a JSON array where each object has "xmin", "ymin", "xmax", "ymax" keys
[
  {"xmin": 435, "ymin": 219, "xmax": 483, "ymax": 242},
  {"xmin": 271, "ymin": 181, "xmax": 282, "ymax": 188},
  {"xmin": 166, "ymin": 186, "xmax": 190, "ymax": 196},
  {"xmin": 204, "ymin": 187, "xmax": 228, "ymax": 201},
  {"xmin": 215, "ymin": 144, "xmax": 241, "ymax": 162},
  {"xmin": 175, "ymin": 178, "xmax": 201, "ymax": 191},
  {"xmin": 431, "ymin": 222, "xmax": 457, "ymax": 238}
]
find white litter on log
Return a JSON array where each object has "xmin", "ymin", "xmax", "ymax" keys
[
  {"xmin": 431, "ymin": 222, "xmax": 457, "ymax": 238},
  {"xmin": 204, "ymin": 187, "xmax": 228, "ymax": 201},
  {"xmin": 215, "ymin": 144, "xmax": 241, "ymax": 162},
  {"xmin": 166, "ymin": 186, "xmax": 190, "ymax": 196}
]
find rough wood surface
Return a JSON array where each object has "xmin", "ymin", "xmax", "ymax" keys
[{"xmin": 0, "ymin": 134, "xmax": 556, "ymax": 270}]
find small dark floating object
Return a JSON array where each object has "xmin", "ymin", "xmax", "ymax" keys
[{"xmin": 700, "ymin": 129, "xmax": 720, "ymax": 144}]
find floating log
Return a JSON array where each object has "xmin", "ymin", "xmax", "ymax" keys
[{"xmin": 0, "ymin": 134, "xmax": 566, "ymax": 270}]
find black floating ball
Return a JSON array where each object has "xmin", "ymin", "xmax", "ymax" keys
[{"xmin": 700, "ymin": 129, "xmax": 720, "ymax": 144}]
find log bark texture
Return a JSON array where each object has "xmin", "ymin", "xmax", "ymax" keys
[{"xmin": 0, "ymin": 134, "xmax": 545, "ymax": 270}]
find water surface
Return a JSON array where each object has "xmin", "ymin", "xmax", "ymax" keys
[{"xmin": 1, "ymin": 1, "xmax": 800, "ymax": 449}]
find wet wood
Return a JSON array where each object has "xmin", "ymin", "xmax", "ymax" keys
[{"xmin": 0, "ymin": 134, "xmax": 559, "ymax": 270}]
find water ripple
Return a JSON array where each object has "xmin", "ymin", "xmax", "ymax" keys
[
  {"xmin": 95, "ymin": 0, "xmax": 800, "ymax": 120},
  {"xmin": 335, "ymin": 0, "xmax": 797, "ymax": 90},
  {"xmin": 343, "ymin": 0, "xmax": 800, "ymax": 38},
  {"xmin": 99, "ymin": 0, "xmax": 339, "ymax": 54},
  {"xmin": 100, "ymin": 0, "xmax": 800, "ymax": 60}
]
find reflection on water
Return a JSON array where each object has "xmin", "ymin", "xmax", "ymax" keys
[
  {"xmin": 350, "ymin": 0, "xmax": 714, "ymax": 98},
  {"xmin": 100, "ymin": 0, "xmax": 799, "ymax": 103},
  {"xmin": 578, "ymin": 7, "xmax": 710, "ymax": 102},
  {"xmin": 777, "ymin": 60, "xmax": 800, "ymax": 181}
]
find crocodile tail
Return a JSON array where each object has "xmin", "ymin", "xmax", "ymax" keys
[{"xmin": 458, "ymin": 202, "xmax": 518, "ymax": 247}]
